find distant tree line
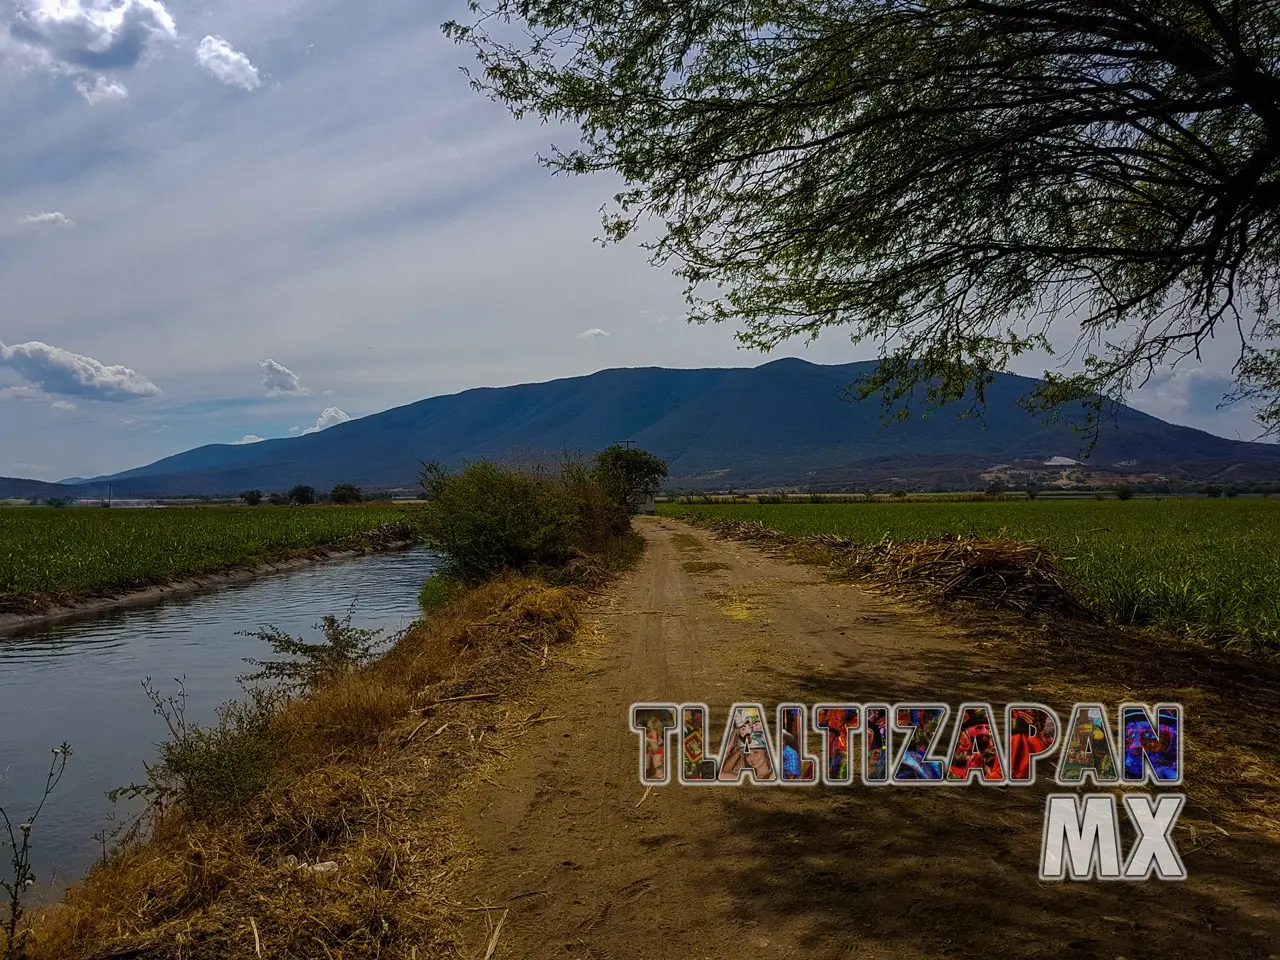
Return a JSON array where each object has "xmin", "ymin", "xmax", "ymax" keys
[{"xmin": 238, "ymin": 484, "xmax": 364, "ymax": 507}]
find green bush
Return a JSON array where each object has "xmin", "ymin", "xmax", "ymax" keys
[
  {"xmin": 417, "ymin": 461, "xmax": 581, "ymax": 583},
  {"xmin": 117, "ymin": 679, "xmax": 287, "ymax": 822},
  {"xmin": 416, "ymin": 451, "xmax": 659, "ymax": 587},
  {"xmin": 419, "ymin": 568, "xmax": 466, "ymax": 613}
]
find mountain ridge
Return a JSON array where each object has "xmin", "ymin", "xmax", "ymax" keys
[{"xmin": 9, "ymin": 358, "xmax": 1280, "ymax": 498}]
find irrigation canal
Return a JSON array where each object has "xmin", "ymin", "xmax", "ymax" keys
[{"xmin": 0, "ymin": 546, "xmax": 441, "ymax": 899}]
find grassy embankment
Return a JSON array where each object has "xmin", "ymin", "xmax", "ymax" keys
[
  {"xmin": 0, "ymin": 505, "xmax": 424, "ymax": 617},
  {"xmin": 660, "ymin": 499, "xmax": 1280, "ymax": 648},
  {"xmin": 13, "ymin": 458, "xmax": 646, "ymax": 960}
]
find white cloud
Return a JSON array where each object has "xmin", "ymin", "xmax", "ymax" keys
[
  {"xmin": 259, "ymin": 358, "xmax": 308, "ymax": 396},
  {"xmin": 74, "ymin": 75, "xmax": 129, "ymax": 104},
  {"xmin": 50, "ymin": 400, "xmax": 77, "ymax": 410},
  {"xmin": 195, "ymin": 35, "xmax": 261, "ymax": 91},
  {"xmin": 18, "ymin": 211, "xmax": 75, "ymax": 227},
  {"xmin": 1128, "ymin": 367, "xmax": 1230, "ymax": 419},
  {"xmin": 578, "ymin": 328, "xmax": 611, "ymax": 339},
  {"xmin": 233, "ymin": 434, "xmax": 264, "ymax": 444},
  {"xmin": 322, "ymin": 388, "xmax": 335, "ymax": 396},
  {"xmin": 0, "ymin": 385, "xmax": 43, "ymax": 400},
  {"xmin": 13, "ymin": 463, "xmax": 49, "ymax": 474},
  {"xmin": 0, "ymin": 340, "xmax": 161, "ymax": 402},
  {"xmin": 9, "ymin": 1, "xmax": 177, "ymax": 76},
  {"xmin": 301, "ymin": 406, "xmax": 350, "ymax": 434}
]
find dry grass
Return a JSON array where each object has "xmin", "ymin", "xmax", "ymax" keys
[
  {"xmin": 669, "ymin": 533, "xmax": 705, "ymax": 553},
  {"xmin": 681, "ymin": 560, "xmax": 730, "ymax": 575},
  {"xmin": 26, "ymin": 576, "xmax": 583, "ymax": 960},
  {"xmin": 705, "ymin": 589, "xmax": 769, "ymax": 624}
]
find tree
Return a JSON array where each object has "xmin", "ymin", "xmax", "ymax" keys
[
  {"xmin": 239, "ymin": 489, "xmax": 263, "ymax": 507},
  {"xmin": 591, "ymin": 445, "xmax": 669, "ymax": 516},
  {"xmin": 1113, "ymin": 484, "xmax": 1136, "ymax": 501},
  {"xmin": 287, "ymin": 485, "xmax": 317, "ymax": 506},
  {"xmin": 1203, "ymin": 484, "xmax": 1224, "ymax": 498},
  {"xmin": 1024, "ymin": 482, "xmax": 1042, "ymax": 501},
  {"xmin": 267, "ymin": 492, "xmax": 289, "ymax": 506},
  {"xmin": 329, "ymin": 483, "xmax": 363, "ymax": 505},
  {"xmin": 447, "ymin": 2, "xmax": 1280, "ymax": 434}
]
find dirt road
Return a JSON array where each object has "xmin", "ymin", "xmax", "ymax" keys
[{"xmin": 448, "ymin": 517, "xmax": 1280, "ymax": 959}]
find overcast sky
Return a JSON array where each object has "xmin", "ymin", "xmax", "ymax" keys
[{"xmin": 0, "ymin": 0, "xmax": 1270, "ymax": 481}]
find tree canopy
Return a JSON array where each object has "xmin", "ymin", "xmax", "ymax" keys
[
  {"xmin": 592, "ymin": 444, "xmax": 669, "ymax": 513},
  {"xmin": 445, "ymin": 1, "xmax": 1280, "ymax": 431}
]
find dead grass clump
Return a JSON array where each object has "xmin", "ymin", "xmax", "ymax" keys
[
  {"xmin": 278, "ymin": 674, "xmax": 413, "ymax": 759},
  {"xmin": 840, "ymin": 536, "xmax": 1091, "ymax": 617}
]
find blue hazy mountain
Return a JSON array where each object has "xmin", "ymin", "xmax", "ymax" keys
[{"xmin": 29, "ymin": 359, "xmax": 1280, "ymax": 496}]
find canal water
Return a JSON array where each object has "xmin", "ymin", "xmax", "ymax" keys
[{"xmin": 0, "ymin": 546, "xmax": 441, "ymax": 899}]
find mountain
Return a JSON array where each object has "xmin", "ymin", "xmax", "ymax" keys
[
  {"xmin": 21, "ymin": 359, "xmax": 1280, "ymax": 497},
  {"xmin": 0, "ymin": 476, "xmax": 103, "ymax": 500}
]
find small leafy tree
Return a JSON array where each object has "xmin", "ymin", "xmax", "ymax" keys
[
  {"xmin": 287, "ymin": 484, "xmax": 317, "ymax": 506},
  {"xmin": 591, "ymin": 445, "xmax": 668, "ymax": 523},
  {"xmin": 239, "ymin": 489, "xmax": 263, "ymax": 506},
  {"xmin": 1024, "ymin": 483, "xmax": 1042, "ymax": 500},
  {"xmin": 1203, "ymin": 485, "xmax": 1224, "ymax": 499},
  {"xmin": 267, "ymin": 492, "xmax": 289, "ymax": 506},
  {"xmin": 329, "ymin": 483, "xmax": 362, "ymax": 505},
  {"xmin": 1113, "ymin": 484, "xmax": 1135, "ymax": 501}
]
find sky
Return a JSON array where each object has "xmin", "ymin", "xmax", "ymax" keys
[{"xmin": 0, "ymin": 0, "xmax": 1270, "ymax": 481}]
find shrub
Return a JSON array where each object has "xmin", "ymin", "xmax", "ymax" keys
[
  {"xmin": 1113, "ymin": 484, "xmax": 1135, "ymax": 501},
  {"xmin": 239, "ymin": 489, "xmax": 263, "ymax": 506},
  {"xmin": 240, "ymin": 609, "xmax": 389, "ymax": 693},
  {"xmin": 118, "ymin": 679, "xmax": 287, "ymax": 822},
  {"xmin": 417, "ymin": 461, "xmax": 580, "ymax": 583},
  {"xmin": 418, "ymin": 569, "xmax": 466, "ymax": 613},
  {"xmin": 416, "ymin": 453, "xmax": 651, "ymax": 586}
]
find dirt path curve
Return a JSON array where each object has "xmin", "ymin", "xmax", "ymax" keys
[{"xmin": 450, "ymin": 517, "xmax": 1280, "ymax": 960}]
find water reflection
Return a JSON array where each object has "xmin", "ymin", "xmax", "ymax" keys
[{"xmin": 0, "ymin": 547, "xmax": 440, "ymax": 897}]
